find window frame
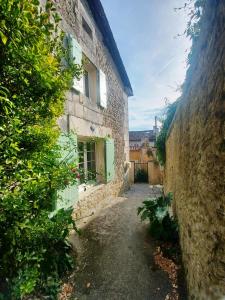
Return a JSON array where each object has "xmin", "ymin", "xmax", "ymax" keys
[
  {"xmin": 78, "ymin": 140, "xmax": 97, "ymax": 188},
  {"xmin": 83, "ymin": 70, "xmax": 90, "ymax": 98},
  {"xmin": 82, "ymin": 17, "xmax": 93, "ymax": 39}
]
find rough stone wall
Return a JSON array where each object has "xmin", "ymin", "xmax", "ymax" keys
[
  {"xmin": 165, "ymin": 1, "xmax": 225, "ymax": 299},
  {"xmin": 54, "ymin": 0, "xmax": 130, "ymax": 216}
]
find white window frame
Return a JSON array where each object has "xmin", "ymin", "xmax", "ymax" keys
[{"xmin": 78, "ymin": 141, "xmax": 97, "ymax": 192}]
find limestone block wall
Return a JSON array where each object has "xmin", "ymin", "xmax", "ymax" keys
[
  {"xmin": 52, "ymin": 0, "xmax": 131, "ymax": 216},
  {"xmin": 148, "ymin": 162, "xmax": 162, "ymax": 186},
  {"xmin": 164, "ymin": 1, "xmax": 225, "ymax": 299}
]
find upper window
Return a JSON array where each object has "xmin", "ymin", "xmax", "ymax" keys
[
  {"xmin": 82, "ymin": 17, "xmax": 93, "ymax": 39},
  {"xmin": 83, "ymin": 70, "xmax": 90, "ymax": 98}
]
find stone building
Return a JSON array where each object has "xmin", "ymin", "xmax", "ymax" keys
[
  {"xmin": 129, "ymin": 130, "xmax": 156, "ymax": 152},
  {"xmin": 52, "ymin": 0, "xmax": 133, "ymax": 217},
  {"xmin": 129, "ymin": 129, "xmax": 162, "ymax": 185}
]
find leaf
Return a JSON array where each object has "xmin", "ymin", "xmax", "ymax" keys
[
  {"xmin": 0, "ymin": 30, "xmax": 7, "ymax": 45},
  {"xmin": 155, "ymin": 207, "xmax": 168, "ymax": 222}
]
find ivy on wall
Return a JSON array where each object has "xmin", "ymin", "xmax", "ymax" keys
[
  {"xmin": 156, "ymin": 0, "xmax": 206, "ymax": 166},
  {"xmin": 156, "ymin": 101, "xmax": 179, "ymax": 166}
]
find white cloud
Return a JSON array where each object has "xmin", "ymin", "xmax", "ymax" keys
[{"xmin": 102, "ymin": 0, "xmax": 192, "ymax": 130}]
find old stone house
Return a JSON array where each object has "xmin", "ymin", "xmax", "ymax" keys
[
  {"xmin": 129, "ymin": 129, "xmax": 162, "ymax": 185},
  {"xmin": 51, "ymin": 0, "xmax": 133, "ymax": 217},
  {"xmin": 129, "ymin": 130, "xmax": 157, "ymax": 162}
]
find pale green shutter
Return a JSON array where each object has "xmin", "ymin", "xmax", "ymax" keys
[
  {"xmin": 68, "ymin": 34, "xmax": 83, "ymax": 93},
  {"xmin": 96, "ymin": 69, "xmax": 107, "ymax": 108},
  {"xmin": 96, "ymin": 69, "xmax": 100, "ymax": 106},
  {"xmin": 105, "ymin": 138, "xmax": 115, "ymax": 182},
  {"xmin": 55, "ymin": 133, "xmax": 79, "ymax": 211}
]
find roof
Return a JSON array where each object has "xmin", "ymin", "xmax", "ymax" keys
[
  {"xmin": 86, "ymin": 0, "xmax": 133, "ymax": 96},
  {"xmin": 129, "ymin": 130, "xmax": 155, "ymax": 141}
]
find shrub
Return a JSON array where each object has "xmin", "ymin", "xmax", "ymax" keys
[
  {"xmin": 138, "ymin": 193, "xmax": 178, "ymax": 242},
  {"xmin": 156, "ymin": 100, "xmax": 179, "ymax": 165},
  {"xmin": 0, "ymin": 0, "xmax": 80, "ymax": 298}
]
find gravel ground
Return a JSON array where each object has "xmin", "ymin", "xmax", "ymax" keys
[{"xmin": 69, "ymin": 184, "xmax": 173, "ymax": 300}]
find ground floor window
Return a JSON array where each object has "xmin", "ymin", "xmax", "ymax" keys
[{"xmin": 78, "ymin": 141, "xmax": 96, "ymax": 184}]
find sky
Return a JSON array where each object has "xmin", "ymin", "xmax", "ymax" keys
[{"xmin": 101, "ymin": 0, "xmax": 192, "ymax": 131}]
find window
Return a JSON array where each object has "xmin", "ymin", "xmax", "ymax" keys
[
  {"xmin": 83, "ymin": 70, "xmax": 90, "ymax": 98},
  {"xmin": 82, "ymin": 17, "xmax": 93, "ymax": 39},
  {"xmin": 82, "ymin": 58, "xmax": 98, "ymax": 102},
  {"xmin": 98, "ymin": 69, "xmax": 107, "ymax": 108},
  {"xmin": 78, "ymin": 141, "xmax": 96, "ymax": 184}
]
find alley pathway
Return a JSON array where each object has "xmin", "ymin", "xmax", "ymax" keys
[{"xmin": 70, "ymin": 184, "xmax": 172, "ymax": 300}]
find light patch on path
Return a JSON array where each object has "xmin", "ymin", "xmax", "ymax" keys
[{"xmin": 70, "ymin": 184, "xmax": 171, "ymax": 300}]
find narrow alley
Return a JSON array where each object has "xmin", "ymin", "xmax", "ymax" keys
[{"xmin": 69, "ymin": 184, "xmax": 183, "ymax": 300}]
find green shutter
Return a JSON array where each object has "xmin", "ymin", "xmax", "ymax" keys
[
  {"xmin": 96, "ymin": 69, "xmax": 100, "ymax": 106},
  {"xmin": 55, "ymin": 133, "xmax": 79, "ymax": 211},
  {"xmin": 68, "ymin": 34, "xmax": 83, "ymax": 92},
  {"xmin": 96, "ymin": 69, "xmax": 107, "ymax": 108},
  {"xmin": 105, "ymin": 138, "xmax": 115, "ymax": 182}
]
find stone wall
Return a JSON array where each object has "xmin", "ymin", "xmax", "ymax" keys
[
  {"xmin": 165, "ymin": 1, "xmax": 225, "ymax": 299},
  {"xmin": 53, "ymin": 0, "xmax": 131, "ymax": 216}
]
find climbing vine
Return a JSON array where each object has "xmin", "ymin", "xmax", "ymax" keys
[
  {"xmin": 0, "ymin": 0, "xmax": 81, "ymax": 298},
  {"xmin": 175, "ymin": 0, "xmax": 206, "ymax": 66},
  {"xmin": 156, "ymin": 0, "xmax": 206, "ymax": 166},
  {"xmin": 156, "ymin": 100, "xmax": 179, "ymax": 165}
]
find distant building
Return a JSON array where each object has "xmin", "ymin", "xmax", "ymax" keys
[
  {"xmin": 129, "ymin": 124, "xmax": 162, "ymax": 185},
  {"xmin": 129, "ymin": 117, "xmax": 159, "ymax": 151},
  {"xmin": 129, "ymin": 130, "xmax": 156, "ymax": 151}
]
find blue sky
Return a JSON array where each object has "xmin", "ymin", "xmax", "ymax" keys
[{"xmin": 101, "ymin": 0, "xmax": 192, "ymax": 130}]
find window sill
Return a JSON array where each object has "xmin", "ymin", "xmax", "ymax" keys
[{"xmin": 79, "ymin": 182, "xmax": 105, "ymax": 200}]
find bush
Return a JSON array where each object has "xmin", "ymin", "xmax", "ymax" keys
[
  {"xmin": 0, "ymin": 0, "xmax": 80, "ymax": 298},
  {"xmin": 138, "ymin": 193, "xmax": 178, "ymax": 242},
  {"xmin": 156, "ymin": 100, "xmax": 179, "ymax": 165}
]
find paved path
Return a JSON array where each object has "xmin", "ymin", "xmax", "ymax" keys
[{"xmin": 71, "ymin": 184, "xmax": 172, "ymax": 300}]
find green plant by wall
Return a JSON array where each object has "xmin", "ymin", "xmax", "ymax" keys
[
  {"xmin": 0, "ymin": 0, "xmax": 81, "ymax": 298},
  {"xmin": 138, "ymin": 193, "xmax": 178, "ymax": 242},
  {"xmin": 156, "ymin": 100, "xmax": 179, "ymax": 165}
]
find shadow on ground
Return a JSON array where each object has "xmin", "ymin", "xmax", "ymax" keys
[{"xmin": 69, "ymin": 184, "xmax": 186, "ymax": 300}]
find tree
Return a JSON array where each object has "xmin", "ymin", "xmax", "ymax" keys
[{"xmin": 0, "ymin": 0, "xmax": 80, "ymax": 298}]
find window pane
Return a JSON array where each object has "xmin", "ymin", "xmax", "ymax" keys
[
  {"xmin": 87, "ymin": 142, "xmax": 94, "ymax": 152},
  {"xmin": 78, "ymin": 142, "xmax": 84, "ymax": 164},
  {"xmin": 82, "ymin": 17, "xmax": 93, "ymax": 39},
  {"xmin": 87, "ymin": 151, "xmax": 95, "ymax": 161},
  {"xmin": 87, "ymin": 160, "xmax": 96, "ymax": 181},
  {"xmin": 78, "ymin": 142, "xmax": 84, "ymax": 152},
  {"xmin": 84, "ymin": 71, "xmax": 89, "ymax": 98}
]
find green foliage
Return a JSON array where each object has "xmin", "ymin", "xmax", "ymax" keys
[
  {"xmin": 0, "ymin": 0, "xmax": 81, "ymax": 298},
  {"xmin": 156, "ymin": 100, "xmax": 179, "ymax": 165},
  {"xmin": 175, "ymin": 0, "xmax": 206, "ymax": 68},
  {"xmin": 138, "ymin": 193, "xmax": 178, "ymax": 242},
  {"xmin": 186, "ymin": 0, "xmax": 206, "ymax": 65}
]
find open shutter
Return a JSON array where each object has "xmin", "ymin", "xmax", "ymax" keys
[
  {"xmin": 55, "ymin": 133, "xmax": 79, "ymax": 211},
  {"xmin": 68, "ymin": 35, "xmax": 83, "ymax": 93},
  {"xmin": 97, "ymin": 69, "xmax": 107, "ymax": 108},
  {"xmin": 105, "ymin": 138, "xmax": 115, "ymax": 182}
]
